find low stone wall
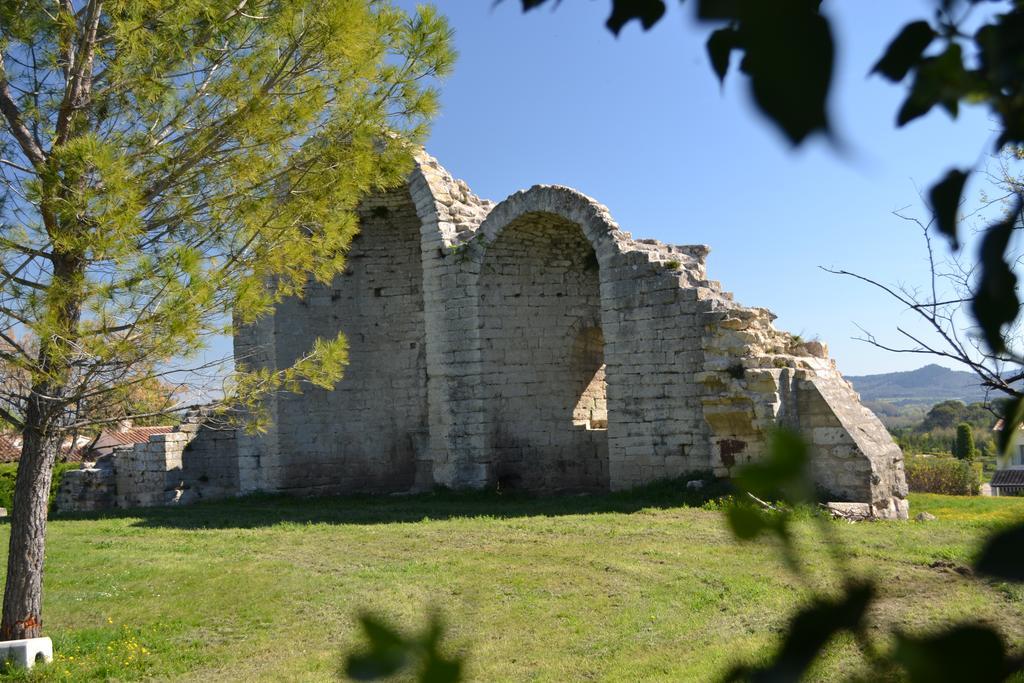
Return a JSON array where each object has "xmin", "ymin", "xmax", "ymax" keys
[
  {"xmin": 113, "ymin": 432, "xmax": 190, "ymax": 508},
  {"xmin": 173, "ymin": 424, "xmax": 240, "ymax": 503},
  {"xmin": 54, "ymin": 421, "xmax": 237, "ymax": 514},
  {"xmin": 54, "ymin": 461, "xmax": 116, "ymax": 512}
]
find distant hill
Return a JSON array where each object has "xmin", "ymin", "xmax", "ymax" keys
[
  {"xmin": 846, "ymin": 364, "xmax": 995, "ymax": 431},
  {"xmin": 846, "ymin": 364, "xmax": 989, "ymax": 407}
]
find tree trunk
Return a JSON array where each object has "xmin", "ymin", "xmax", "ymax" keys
[
  {"xmin": 0, "ymin": 253, "xmax": 80, "ymax": 641},
  {"xmin": 0, "ymin": 402, "xmax": 61, "ymax": 640}
]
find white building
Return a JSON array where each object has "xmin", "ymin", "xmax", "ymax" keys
[{"xmin": 991, "ymin": 419, "xmax": 1024, "ymax": 495}]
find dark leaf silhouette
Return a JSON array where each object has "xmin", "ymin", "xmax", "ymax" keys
[
  {"xmin": 518, "ymin": 0, "xmax": 666, "ymax": 35},
  {"xmin": 872, "ymin": 20, "xmax": 935, "ymax": 82},
  {"xmin": 707, "ymin": 27, "xmax": 739, "ymax": 84},
  {"xmin": 896, "ymin": 88, "xmax": 937, "ymax": 126},
  {"xmin": 346, "ymin": 615, "xmax": 409, "ymax": 680},
  {"xmin": 975, "ymin": 523, "xmax": 1024, "ymax": 582},
  {"xmin": 345, "ymin": 613, "xmax": 462, "ymax": 683},
  {"xmin": 724, "ymin": 582, "xmax": 874, "ymax": 682},
  {"xmin": 928, "ymin": 168, "xmax": 967, "ymax": 249},
  {"xmin": 975, "ymin": 11, "xmax": 1024, "ymax": 148},
  {"xmin": 896, "ymin": 44, "xmax": 967, "ymax": 126},
  {"xmin": 527, "ymin": 0, "xmax": 834, "ymax": 144},
  {"xmin": 697, "ymin": 0, "xmax": 741, "ymax": 21},
  {"xmin": 421, "ymin": 657, "xmax": 463, "ymax": 683},
  {"xmin": 892, "ymin": 624, "xmax": 1008, "ymax": 682},
  {"xmin": 971, "ymin": 196, "xmax": 1022, "ymax": 354},
  {"xmin": 606, "ymin": 0, "xmax": 666, "ymax": 35},
  {"xmin": 735, "ymin": 0, "xmax": 834, "ymax": 145}
]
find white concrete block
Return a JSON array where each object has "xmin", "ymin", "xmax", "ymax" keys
[{"xmin": 0, "ymin": 636, "xmax": 53, "ymax": 669}]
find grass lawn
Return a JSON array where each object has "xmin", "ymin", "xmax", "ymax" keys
[{"xmin": 1, "ymin": 487, "xmax": 1023, "ymax": 681}]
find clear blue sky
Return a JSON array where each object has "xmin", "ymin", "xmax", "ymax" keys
[{"xmin": 397, "ymin": 0, "xmax": 1005, "ymax": 376}]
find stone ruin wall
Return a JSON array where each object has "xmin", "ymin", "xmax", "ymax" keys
[
  {"xmin": 55, "ymin": 417, "xmax": 237, "ymax": 512},
  {"xmin": 57, "ymin": 151, "xmax": 908, "ymax": 519},
  {"xmin": 478, "ymin": 212, "xmax": 608, "ymax": 491},
  {"xmin": 700, "ymin": 306, "xmax": 907, "ymax": 513},
  {"xmin": 250, "ymin": 188, "xmax": 430, "ymax": 495}
]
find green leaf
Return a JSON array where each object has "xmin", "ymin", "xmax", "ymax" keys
[
  {"xmin": 893, "ymin": 625, "xmax": 1008, "ymax": 682},
  {"xmin": 726, "ymin": 502, "xmax": 771, "ymax": 540},
  {"xmin": 928, "ymin": 168, "xmax": 968, "ymax": 249},
  {"xmin": 975, "ymin": 523, "xmax": 1024, "ymax": 582},
  {"xmin": 872, "ymin": 20, "xmax": 935, "ymax": 82},
  {"xmin": 606, "ymin": 0, "xmax": 666, "ymax": 35},
  {"xmin": 734, "ymin": 427, "xmax": 810, "ymax": 502},
  {"xmin": 971, "ymin": 196, "xmax": 1022, "ymax": 354},
  {"xmin": 896, "ymin": 90, "xmax": 937, "ymax": 126},
  {"xmin": 707, "ymin": 27, "xmax": 739, "ymax": 84},
  {"xmin": 897, "ymin": 44, "xmax": 967, "ymax": 126},
  {"xmin": 735, "ymin": 0, "xmax": 835, "ymax": 145},
  {"xmin": 976, "ymin": 15, "xmax": 1024, "ymax": 148},
  {"xmin": 996, "ymin": 397, "xmax": 1024, "ymax": 456},
  {"xmin": 726, "ymin": 582, "xmax": 874, "ymax": 681}
]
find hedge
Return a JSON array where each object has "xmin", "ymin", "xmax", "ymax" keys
[
  {"xmin": 0, "ymin": 462, "xmax": 80, "ymax": 513},
  {"xmin": 904, "ymin": 455, "xmax": 980, "ymax": 496}
]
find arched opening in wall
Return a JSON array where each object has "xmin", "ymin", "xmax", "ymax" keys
[
  {"xmin": 478, "ymin": 212, "xmax": 609, "ymax": 492},
  {"xmin": 571, "ymin": 326, "xmax": 607, "ymax": 430}
]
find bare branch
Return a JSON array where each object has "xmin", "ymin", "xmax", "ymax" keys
[
  {"xmin": 0, "ymin": 158, "xmax": 33, "ymax": 174},
  {"xmin": 0, "ymin": 404, "xmax": 24, "ymax": 431},
  {"xmin": 54, "ymin": 0, "xmax": 103, "ymax": 146},
  {"xmin": 0, "ymin": 61, "xmax": 46, "ymax": 167}
]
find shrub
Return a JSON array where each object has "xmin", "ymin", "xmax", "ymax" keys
[
  {"xmin": 0, "ymin": 462, "xmax": 79, "ymax": 513},
  {"xmin": 953, "ymin": 422, "xmax": 978, "ymax": 460},
  {"xmin": 905, "ymin": 455, "xmax": 980, "ymax": 495}
]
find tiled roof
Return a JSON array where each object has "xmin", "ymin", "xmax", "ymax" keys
[
  {"xmin": 993, "ymin": 419, "xmax": 1024, "ymax": 432},
  {"xmin": 991, "ymin": 469, "xmax": 1024, "ymax": 487},
  {"xmin": 0, "ymin": 434, "xmax": 88, "ymax": 462},
  {"xmin": 62, "ymin": 437, "xmax": 90, "ymax": 462},
  {"xmin": 0, "ymin": 435, "xmax": 20, "ymax": 462},
  {"xmin": 94, "ymin": 426, "xmax": 174, "ymax": 447}
]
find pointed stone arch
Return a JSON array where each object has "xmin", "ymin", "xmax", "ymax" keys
[
  {"xmin": 472, "ymin": 189, "xmax": 625, "ymax": 492},
  {"xmin": 476, "ymin": 185, "xmax": 628, "ymax": 268}
]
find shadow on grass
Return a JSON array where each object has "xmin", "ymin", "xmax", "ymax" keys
[{"xmin": 50, "ymin": 474, "xmax": 734, "ymax": 530}]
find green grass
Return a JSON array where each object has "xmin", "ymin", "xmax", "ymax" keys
[{"xmin": 1, "ymin": 487, "xmax": 1023, "ymax": 681}]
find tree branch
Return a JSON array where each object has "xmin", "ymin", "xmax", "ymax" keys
[
  {"xmin": 0, "ymin": 404, "xmax": 24, "ymax": 431},
  {"xmin": 0, "ymin": 61, "xmax": 46, "ymax": 168},
  {"xmin": 54, "ymin": 0, "xmax": 103, "ymax": 146}
]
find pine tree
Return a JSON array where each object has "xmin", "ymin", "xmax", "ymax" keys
[{"xmin": 0, "ymin": 0, "xmax": 453, "ymax": 640}]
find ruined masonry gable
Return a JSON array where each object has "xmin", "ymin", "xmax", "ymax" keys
[{"xmin": 56, "ymin": 152, "xmax": 908, "ymax": 519}]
